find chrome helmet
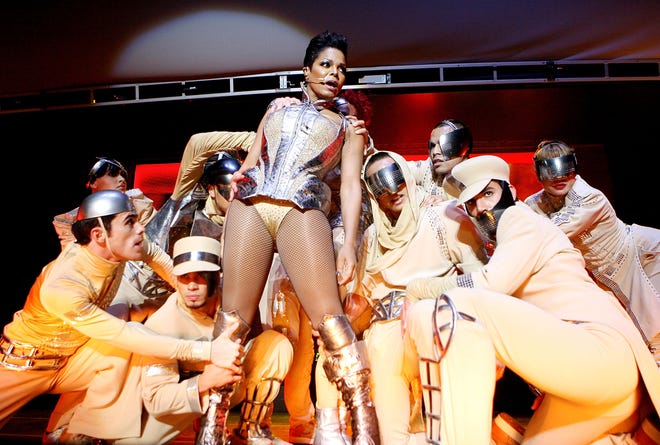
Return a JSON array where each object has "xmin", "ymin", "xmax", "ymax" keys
[{"xmin": 76, "ymin": 190, "xmax": 134, "ymax": 221}]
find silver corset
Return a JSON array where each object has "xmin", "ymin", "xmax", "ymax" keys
[{"xmin": 237, "ymin": 102, "xmax": 346, "ymax": 210}]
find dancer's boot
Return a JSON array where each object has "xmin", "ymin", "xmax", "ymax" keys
[
  {"xmin": 318, "ymin": 314, "xmax": 380, "ymax": 445},
  {"xmin": 195, "ymin": 310, "xmax": 251, "ymax": 445}
]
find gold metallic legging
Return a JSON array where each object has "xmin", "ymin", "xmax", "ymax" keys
[{"xmin": 222, "ymin": 199, "xmax": 343, "ymax": 329}]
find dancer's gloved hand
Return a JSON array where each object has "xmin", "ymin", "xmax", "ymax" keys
[{"xmin": 210, "ymin": 320, "xmax": 244, "ymax": 373}]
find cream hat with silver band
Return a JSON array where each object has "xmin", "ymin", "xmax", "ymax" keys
[
  {"xmin": 445, "ymin": 155, "xmax": 511, "ymax": 204},
  {"xmin": 172, "ymin": 236, "xmax": 221, "ymax": 276}
]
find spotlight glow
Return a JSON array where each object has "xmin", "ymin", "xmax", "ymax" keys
[{"xmin": 114, "ymin": 9, "xmax": 310, "ymax": 78}]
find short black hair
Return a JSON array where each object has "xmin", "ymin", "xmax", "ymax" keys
[
  {"xmin": 72, "ymin": 214, "xmax": 115, "ymax": 245},
  {"xmin": 303, "ymin": 31, "xmax": 348, "ymax": 67}
]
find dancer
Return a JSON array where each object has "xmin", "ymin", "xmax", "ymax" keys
[
  {"xmin": 525, "ymin": 140, "xmax": 659, "ymax": 359},
  {"xmin": 197, "ymin": 31, "xmax": 380, "ymax": 445},
  {"xmin": 404, "ymin": 155, "xmax": 660, "ymax": 444}
]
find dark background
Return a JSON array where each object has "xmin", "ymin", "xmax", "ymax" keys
[{"xmin": 2, "ymin": 1, "xmax": 659, "ymax": 96}]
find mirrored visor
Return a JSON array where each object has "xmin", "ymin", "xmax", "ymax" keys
[
  {"xmin": 534, "ymin": 153, "xmax": 577, "ymax": 181},
  {"xmin": 89, "ymin": 157, "xmax": 128, "ymax": 180},
  {"xmin": 428, "ymin": 128, "xmax": 470, "ymax": 161},
  {"xmin": 366, "ymin": 162, "xmax": 405, "ymax": 200}
]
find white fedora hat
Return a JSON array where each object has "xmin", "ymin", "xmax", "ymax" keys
[
  {"xmin": 172, "ymin": 236, "xmax": 221, "ymax": 276},
  {"xmin": 446, "ymin": 155, "xmax": 510, "ymax": 204}
]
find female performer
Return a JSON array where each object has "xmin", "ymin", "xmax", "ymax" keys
[{"xmin": 195, "ymin": 31, "xmax": 380, "ymax": 445}]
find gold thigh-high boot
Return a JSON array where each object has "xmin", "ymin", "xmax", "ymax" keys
[
  {"xmin": 227, "ymin": 377, "xmax": 289, "ymax": 445},
  {"xmin": 318, "ymin": 314, "xmax": 380, "ymax": 445},
  {"xmin": 196, "ymin": 310, "xmax": 251, "ymax": 445}
]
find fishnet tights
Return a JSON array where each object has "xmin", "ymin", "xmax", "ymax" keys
[{"xmin": 222, "ymin": 199, "xmax": 343, "ymax": 328}]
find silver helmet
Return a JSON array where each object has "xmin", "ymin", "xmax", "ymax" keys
[
  {"xmin": 429, "ymin": 119, "xmax": 473, "ymax": 161},
  {"xmin": 76, "ymin": 190, "xmax": 134, "ymax": 221},
  {"xmin": 200, "ymin": 152, "xmax": 241, "ymax": 187}
]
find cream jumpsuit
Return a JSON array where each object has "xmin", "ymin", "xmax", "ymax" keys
[
  {"xmin": 104, "ymin": 291, "xmax": 293, "ymax": 443},
  {"xmin": 0, "ymin": 241, "xmax": 213, "ymax": 436},
  {"xmin": 526, "ymin": 175, "xmax": 659, "ymax": 351},
  {"xmin": 358, "ymin": 152, "xmax": 489, "ymax": 445},
  {"xmin": 404, "ymin": 203, "xmax": 660, "ymax": 445}
]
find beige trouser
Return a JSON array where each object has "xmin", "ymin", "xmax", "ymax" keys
[
  {"xmin": 0, "ymin": 338, "xmax": 133, "ymax": 437},
  {"xmin": 276, "ymin": 290, "xmax": 316, "ymax": 428},
  {"xmin": 404, "ymin": 288, "xmax": 642, "ymax": 445},
  {"xmin": 315, "ymin": 319, "xmax": 425, "ymax": 445},
  {"xmin": 110, "ymin": 329, "xmax": 293, "ymax": 444},
  {"xmin": 365, "ymin": 319, "xmax": 426, "ymax": 445},
  {"xmin": 315, "ymin": 346, "xmax": 342, "ymax": 408},
  {"xmin": 230, "ymin": 329, "xmax": 294, "ymax": 409}
]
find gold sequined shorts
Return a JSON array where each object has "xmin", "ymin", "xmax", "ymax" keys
[{"xmin": 249, "ymin": 196, "xmax": 297, "ymax": 238}]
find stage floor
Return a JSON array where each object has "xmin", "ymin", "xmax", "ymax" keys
[
  {"xmin": 0, "ymin": 370, "xmax": 536, "ymax": 444},
  {"xmin": 0, "ymin": 395, "xmax": 291, "ymax": 444}
]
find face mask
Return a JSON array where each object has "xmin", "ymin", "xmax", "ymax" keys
[
  {"xmin": 534, "ymin": 153, "xmax": 577, "ymax": 181},
  {"xmin": 88, "ymin": 158, "xmax": 128, "ymax": 184},
  {"xmin": 428, "ymin": 127, "xmax": 471, "ymax": 161},
  {"xmin": 366, "ymin": 162, "xmax": 405, "ymax": 200},
  {"xmin": 470, "ymin": 180, "xmax": 515, "ymax": 243}
]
